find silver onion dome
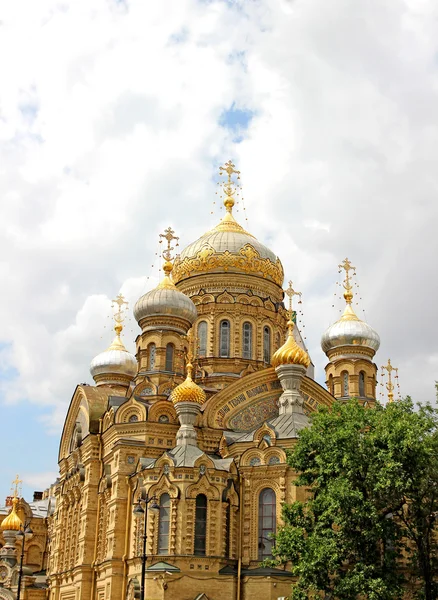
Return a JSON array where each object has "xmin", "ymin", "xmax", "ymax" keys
[
  {"xmin": 134, "ymin": 282, "xmax": 197, "ymax": 325},
  {"xmin": 321, "ymin": 304, "xmax": 380, "ymax": 354},
  {"xmin": 90, "ymin": 331, "xmax": 137, "ymax": 384}
]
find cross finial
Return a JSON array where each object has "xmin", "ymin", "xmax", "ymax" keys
[
  {"xmin": 159, "ymin": 227, "xmax": 179, "ymax": 262},
  {"xmin": 285, "ymin": 280, "xmax": 301, "ymax": 318},
  {"xmin": 339, "ymin": 257, "xmax": 356, "ymax": 304},
  {"xmin": 111, "ymin": 293, "xmax": 129, "ymax": 334},
  {"xmin": 381, "ymin": 358, "xmax": 398, "ymax": 403},
  {"xmin": 219, "ymin": 160, "xmax": 240, "ymax": 213},
  {"xmin": 11, "ymin": 474, "xmax": 22, "ymax": 499}
]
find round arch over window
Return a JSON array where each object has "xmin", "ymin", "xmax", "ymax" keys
[
  {"xmin": 258, "ymin": 488, "xmax": 276, "ymax": 560},
  {"xmin": 219, "ymin": 320, "xmax": 230, "ymax": 358},
  {"xmin": 242, "ymin": 322, "xmax": 253, "ymax": 359}
]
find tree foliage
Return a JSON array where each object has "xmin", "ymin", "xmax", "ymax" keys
[{"xmin": 269, "ymin": 399, "xmax": 438, "ymax": 600}]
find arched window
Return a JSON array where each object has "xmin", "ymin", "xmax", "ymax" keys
[
  {"xmin": 158, "ymin": 493, "xmax": 170, "ymax": 554},
  {"xmin": 258, "ymin": 488, "xmax": 276, "ymax": 560},
  {"xmin": 359, "ymin": 371, "xmax": 365, "ymax": 397},
  {"xmin": 342, "ymin": 372, "xmax": 349, "ymax": 397},
  {"xmin": 263, "ymin": 326, "xmax": 271, "ymax": 363},
  {"xmin": 198, "ymin": 321, "xmax": 208, "ymax": 357},
  {"xmin": 165, "ymin": 343, "xmax": 174, "ymax": 372},
  {"xmin": 194, "ymin": 494, "xmax": 207, "ymax": 556},
  {"xmin": 148, "ymin": 343, "xmax": 156, "ymax": 370},
  {"xmin": 219, "ymin": 320, "xmax": 230, "ymax": 358},
  {"xmin": 328, "ymin": 374, "xmax": 334, "ymax": 395},
  {"xmin": 242, "ymin": 322, "xmax": 253, "ymax": 359}
]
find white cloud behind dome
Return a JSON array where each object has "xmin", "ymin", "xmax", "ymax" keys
[{"xmin": 1, "ymin": 0, "xmax": 437, "ymax": 501}]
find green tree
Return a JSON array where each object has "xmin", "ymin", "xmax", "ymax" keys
[{"xmin": 269, "ymin": 399, "xmax": 438, "ymax": 600}]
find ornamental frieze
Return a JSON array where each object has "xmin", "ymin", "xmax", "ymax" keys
[{"xmin": 172, "ymin": 243, "xmax": 284, "ymax": 286}]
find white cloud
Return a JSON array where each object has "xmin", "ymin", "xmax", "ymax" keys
[
  {"xmin": 1, "ymin": 0, "xmax": 438, "ymax": 453},
  {"xmin": 22, "ymin": 471, "xmax": 59, "ymax": 493}
]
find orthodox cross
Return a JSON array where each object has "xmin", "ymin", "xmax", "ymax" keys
[
  {"xmin": 11, "ymin": 474, "xmax": 22, "ymax": 498},
  {"xmin": 381, "ymin": 358, "xmax": 398, "ymax": 403},
  {"xmin": 112, "ymin": 293, "xmax": 129, "ymax": 326},
  {"xmin": 219, "ymin": 160, "xmax": 240, "ymax": 212},
  {"xmin": 339, "ymin": 257, "xmax": 356, "ymax": 302},
  {"xmin": 285, "ymin": 280, "xmax": 301, "ymax": 321},
  {"xmin": 159, "ymin": 227, "xmax": 179, "ymax": 262}
]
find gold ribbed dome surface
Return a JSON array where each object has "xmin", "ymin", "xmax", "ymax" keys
[
  {"xmin": 170, "ymin": 364, "xmax": 206, "ymax": 405},
  {"xmin": 272, "ymin": 321, "xmax": 310, "ymax": 368},
  {"xmin": 172, "ymin": 212, "xmax": 284, "ymax": 286},
  {"xmin": 1, "ymin": 497, "xmax": 22, "ymax": 531}
]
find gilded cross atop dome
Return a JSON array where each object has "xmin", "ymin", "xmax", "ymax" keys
[
  {"xmin": 158, "ymin": 226, "xmax": 180, "ymax": 282},
  {"xmin": 111, "ymin": 293, "xmax": 128, "ymax": 337},
  {"xmin": 381, "ymin": 358, "xmax": 399, "ymax": 403},
  {"xmin": 339, "ymin": 257, "xmax": 356, "ymax": 304},
  {"xmin": 285, "ymin": 280, "xmax": 301, "ymax": 322},
  {"xmin": 11, "ymin": 474, "xmax": 22, "ymax": 499},
  {"xmin": 219, "ymin": 160, "xmax": 240, "ymax": 213}
]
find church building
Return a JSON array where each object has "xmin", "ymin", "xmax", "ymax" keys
[{"xmin": 0, "ymin": 161, "xmax": 381, "ymax": 600}]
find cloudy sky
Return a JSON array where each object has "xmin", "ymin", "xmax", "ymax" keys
[{"xmin": 1, "ymin": 0, "xmax": 437, "ymax": 503}]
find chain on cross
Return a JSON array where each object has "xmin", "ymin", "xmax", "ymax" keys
[
  {"xmin": 160, "ymin": 227, "xmax": 179, "ymax": 262},
  {"xmin": 285, "ymin": 280, "xmax": 302, "ymax": 319},
  {"xmin": 339, "ymin": 257, "xmax": 356, "ymax": 301},
  {"xmin": 219, "ymin": 160, "xmax": 240, "ymax": 212}
]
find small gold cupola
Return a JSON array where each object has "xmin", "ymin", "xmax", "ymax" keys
[{"xmin": 1, "ymin": 475, "xmax": 23, "ymax": 532}]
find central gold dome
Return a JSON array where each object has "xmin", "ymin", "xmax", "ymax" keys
[{"xmin": 172, "ymin": 211, "xmax": 284, "ymax": 286}]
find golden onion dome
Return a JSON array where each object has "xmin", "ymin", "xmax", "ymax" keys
[
  {"xmin": 321, "ymin": 302, "xmax": 380, "ymax": 355},
  {"xmin": 272, "ymin": 320, "xmax": 311, "ymax": 368},
  {"xmin": 170, "ymin": 363, "xmax": 206, "ymax": 405},
  {"xmin": 134, "ymin": 261, "xmax": 197, "ymax": 326},
  {"xmin": 172, "ymin": 160, "xmax": 284, "ymax": 286},
  {"xmin": 1, "ymin": 497, "xmax": 22, "ymax": 532},
  {"xmin": 172, "ymin": 212, "xmax": 284, "ymax": 286},
  {"xmin": 90, "ymin": 324, "xmax": 137, "ymax": 384}
]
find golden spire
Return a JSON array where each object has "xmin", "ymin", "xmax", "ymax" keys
[
  {"xmin": 1, "ymin": 475, "xmax": 23, "ymax": 532},
  {"xmin": 171, "ymin": 327, "xmax": 206, "ymax": 405},
  {"xmin": 106, "ymin": 294, "xmax": 129, "ymax": 351},
  {"xmin": 381, "ymin": 359, "xmax": 398, "ymax": 403},
  {"xmin": 157, "ymin": 227, "xmax": 179, "ymax": 289},
  {"xmin": 272, "ymin": 282, "xmax": 310, "ymax": 368},
  {"xmin": 219, "ymin": 160, "xmax": 240, "ymax": 214}
]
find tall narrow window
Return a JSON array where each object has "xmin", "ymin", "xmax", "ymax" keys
[
  {"xmin": 158, "ymin": 493, "xmax": 170, "ymax": 554},
  {"xmin": 242, "ymin": 322, "xmax": 253, "ymax": 359},
  {"xmin": 219, "ymin": 320, "xmax": 230, "ymax": 358},
  {"xmin": 258, "ymin": 488, "xmax": 276, "ymax": 560},
  {"xmin": 165, "ymin": 343, "xmax": 174, "ymax": 372},
  {"xmin": 342, "ymin": 372, "xmax": 349, "ymax": 397},
  {"xmin": 194, "ymin": 494, "xmax": 207, "ymax": 556},
  {"xmin": 263, "ymin": 326, "xmax": 271, "ymax": 363},
  {"xmin": 359, "ymin": 371, "xmax": 365, "ymax": 397},
  {"xmin": 328, "ymin": 374, "xmax": 334, "ymax": 396},
  {"xmin": 198, "ymin": 321, "xmax": 208, "ymax": 357},
  {"xmin": 148, "ymin": 343, "xmax": 156, "ymax": 370}
]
